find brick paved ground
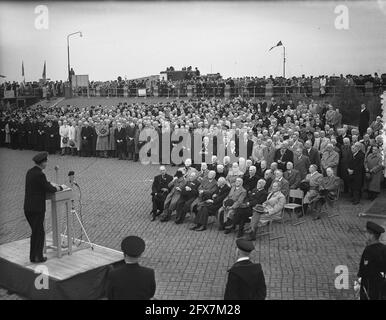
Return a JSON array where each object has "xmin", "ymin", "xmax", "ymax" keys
[{"xmin": 0, "ymin": 148, "xmax": 385, "ymax": 300}]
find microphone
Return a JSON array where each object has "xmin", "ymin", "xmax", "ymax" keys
[
  {"xmin": 68, "ymin": 170, "xmax": 79, "ymax": 187},
  {"xmin": 54, "ymin": 165, "xmax": 59, "ymax": 184}
]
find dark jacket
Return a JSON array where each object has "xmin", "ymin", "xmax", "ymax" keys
[
  {"xmin": 274, "ymin": 148, "xmax": 294, "ymax": 171},
  {"xmin": 303, "ymin": 147, "xmax": 321, "ymax": 170},
  {"xmin": 359, "ymin": 108, "xmax": 370, "ymax": 135},
  {"xmin": 348, "ymin": 150, "xmax": 365, "ymax": 190},
  {"xmin": 358, "ymin": 242, "xmax": 386, "ymax": 300},
  {"xmin": 224, "ymin": 259, "xmax": 267, "ymax": 300},
  {"xmin": 245, "ymin": 188, "xmax": 268, "ymax": 208},
  {"xmin": 242, "ymin": 173, "xmax": 259, "ymax": 192},
  {"xmin": 210, "ymin": 184, "xmax": 231, "ymax": 211},
  {"xmin": 24, "ymin": 166, "xmax": 57, "ymax": 212},
  {"xmin": 152, "ymin": 174, "xmax": 173, "ymax": 194},
  {"xmin": 107, "ymin": 262, "xmax": 156, "ymax": 300}
]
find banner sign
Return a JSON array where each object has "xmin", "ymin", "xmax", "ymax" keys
[
  {"xmin": 4, "ymin": 90, "xmax": 15, "ymax": 98},
  {"xmin": 71, "ymin": 75, "xmax": 89, "ymax": 88},
  {"xmin": 137, "ymin": 89, "xmax": 146, "ymax": 97}
]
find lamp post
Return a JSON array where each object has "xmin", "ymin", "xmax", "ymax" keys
[{"xmin": 67, "ymin": 31, "xmax": 82, "ymax": 83}]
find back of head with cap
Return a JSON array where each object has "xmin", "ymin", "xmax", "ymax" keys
[{"xmin": 121, "ymin": 236, "xmax": 145, "ymax": 261}]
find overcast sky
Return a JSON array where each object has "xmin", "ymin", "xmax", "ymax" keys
[{"xmin": 0, "ymin": 1, "xmax": 385, "ymax": 82}]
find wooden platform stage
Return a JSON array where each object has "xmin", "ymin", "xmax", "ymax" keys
[{"xmin": 0, "ymin": 233, "xmax": 124, "ymax": 299}]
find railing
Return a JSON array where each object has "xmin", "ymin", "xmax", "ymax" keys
[
  {"xmin": 2, "ymin": 83, "xmax": 384, "ymax": 100},
  {"xmin": 70, "ymin": 84, "xmax": 385, "ymax": 99}
]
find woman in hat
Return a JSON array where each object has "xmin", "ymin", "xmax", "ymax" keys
[{"xmin": 96, "ymin": 119, "xmax": 109, "ymax": 158}]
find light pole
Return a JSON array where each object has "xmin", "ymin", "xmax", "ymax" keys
[{"xmin": 67, "ymin": 31, "xmax": 82, "ymax": 83}]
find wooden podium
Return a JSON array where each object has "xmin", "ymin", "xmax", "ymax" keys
[{"xmin": 45, "ymin": 188, "xmax": 73, "ymax": 258}]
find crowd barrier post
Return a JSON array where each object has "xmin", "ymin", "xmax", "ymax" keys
[
  {"xmin": 312, "ymin": 78, "xmax": 320, "ymax": 97},
  {"xmin": 224, "ymin": 85, "xmax": 231, "ymax": 99},
  {"xmin": 187, "ymin": 85, "xmax": 193, "ymax": 98},
  {"xmin": 365, "ymin": 82, "xmax": 373, "ymax": 97},
  {"xmin": 265, "ymin": 83, "xmax": 273, "ymax": 98}
]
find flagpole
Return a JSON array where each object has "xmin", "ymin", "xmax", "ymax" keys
[{"xmin": 283, "ymin": 46, "xmax": 286, "ymax": 78}]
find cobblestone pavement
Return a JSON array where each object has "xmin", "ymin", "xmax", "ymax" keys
[{"xmin": 0, "ymin": 148, "xmax": 385, "ymax": 300}]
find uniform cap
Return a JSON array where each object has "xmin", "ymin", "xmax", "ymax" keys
[
  {"xmin": 366, "ymin": 221, "xmax": 385, "ymax": 235},
  {"xmin": 32, "ymin": 152, "xmax": 48, "ymax": 164},
  {"xmin": 121, "ymin": 236, "xmax": 145, "ymax": 257},
  {"xmin": 236, "ymin": 239, "xmax": 255, "ymax": 253}
]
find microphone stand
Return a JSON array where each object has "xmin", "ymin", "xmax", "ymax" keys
[{"xmin": 61, "ymin": 181, "xmax": 94, "ymax": 251}]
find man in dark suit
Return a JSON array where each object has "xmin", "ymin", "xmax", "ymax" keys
[
  {"xmin": 115, "ymin": 122, "xmax": 127, "ymax": 160},
  {"xmin": 274, "ymin": 141, "xmax": 293, "ymax": 172},
  {"xmin": 106, "ymin": 236, "xmax": 156, "ymax": 300},
  {"xmin": 242, "ymin": 165, "xmax": 259, "ymax": 192},
  {"xmin": 150, "ymin": 166, "xmax": 173, "ymax": 221},
  {"xmin": 230, "ymin": 179, "xmax": 268, "ymax": 237},
  {"xmin": 246, "ymin": 130, "xmax": 255, "ymax": 160},
  {"xmin": 348, "ymin": 142, "xmax": 365, "ymax": 204},
  {"xmin": 45, "ymin": 121, "xmax": 57, "ymax": 154},
  {"xmin": 80, "ymin": 121, "xmax": 94, "ymax": 157},
  {"xmin": 174, "ymin": 172, "xmax": 200, "ymax": 224},
  {"xmin": 359, "ymin": 103, "xmax": 370, "ymax": 138},
  {"xmin": 191, "ymin": 177, "xmax": 230, "ymax": 231},
  {"xmin": 24, "ymin": 152, "xmax": 61, "ymax": 263},
  {"xmin": 303, "ymin": 140, "xmax": 321, "ymax": 171},
  {"xmin": 224, "ymin": 239, "xmax": 266, "ymax": 300},
  {"xmin": 284, "ymin": 162, "xmax": 302, "ymax": 189}
]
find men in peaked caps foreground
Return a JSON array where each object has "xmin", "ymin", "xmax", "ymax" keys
[
  {"xmin": 357, "ymin": 221, "xmax": 386, "ymax": 300},
  {"xmin": 224, "ymin": 239, "xmax": 266, "ymax": 300},
  {"xmin": 106, "ymin": 236, "xmax": 156, "ymax": 300}
]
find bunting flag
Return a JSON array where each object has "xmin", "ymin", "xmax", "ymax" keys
[
  {"xmin": 0, "ymin": 75, "xmax": 6, "ymax": 78},
  {"xmin": 269, "ymin": 41, "xmax": 283, "ymax": 51},
  {"xmin": 22, "ymin": 61, "xmax": 25, "ymax": 77},
  {"xmin": 42, "ymin": 61, "xmax": 46, "ymax": 80}
]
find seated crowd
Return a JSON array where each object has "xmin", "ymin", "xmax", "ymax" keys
[{"xmin": 1, "ymin": 96, "xmax": 384, "ymax": 237}]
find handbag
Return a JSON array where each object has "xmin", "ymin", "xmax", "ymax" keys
[{"xmin": 62, "ymin": 137, "xmax": 69, "ymax": 144}]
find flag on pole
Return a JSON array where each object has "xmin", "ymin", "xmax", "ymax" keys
[
  {"xmin": 42, "ymin": 61, "xmax": 46, "ymax": 80},
  {"xmin": 22, "ymin": 61, "xmax": 25, "ymax": 77},
  {"xmin": 269, "ymin": 41, "xmax": 283, "ymax": 51}
]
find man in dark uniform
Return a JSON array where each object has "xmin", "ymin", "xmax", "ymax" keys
[
  {"xmin": 24, "ymin": 152, "xmax": 61, "ymax": 263},
  {"xmin": 150, "ymin": 166, "xmax": 173, "ymax": 221},
  {"xmin": 106, "ymin": 236, "xmax": 156, "ymax": 300},
  {"xmin": 357, "ymin": 221, "xmax": 386, "ymax": 300},
  {"xmin": 224, "ymin": 239, "xmax": 267, "ymax": 300},
  {"xmin": 45, "ymin": 120, "xmax": 57, "ymax": 154}
]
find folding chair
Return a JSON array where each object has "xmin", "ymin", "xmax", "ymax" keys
[
  {"xmin": 283, "ymin": 189, "xmax": 305, "ymax": 225},
  {"xmin": 318, "ymin": 179, "xmax": 342, "ymax": 219},
  {"xmin": 255, "ymin": 208, "xmax": 286, "ymax": 241}
]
